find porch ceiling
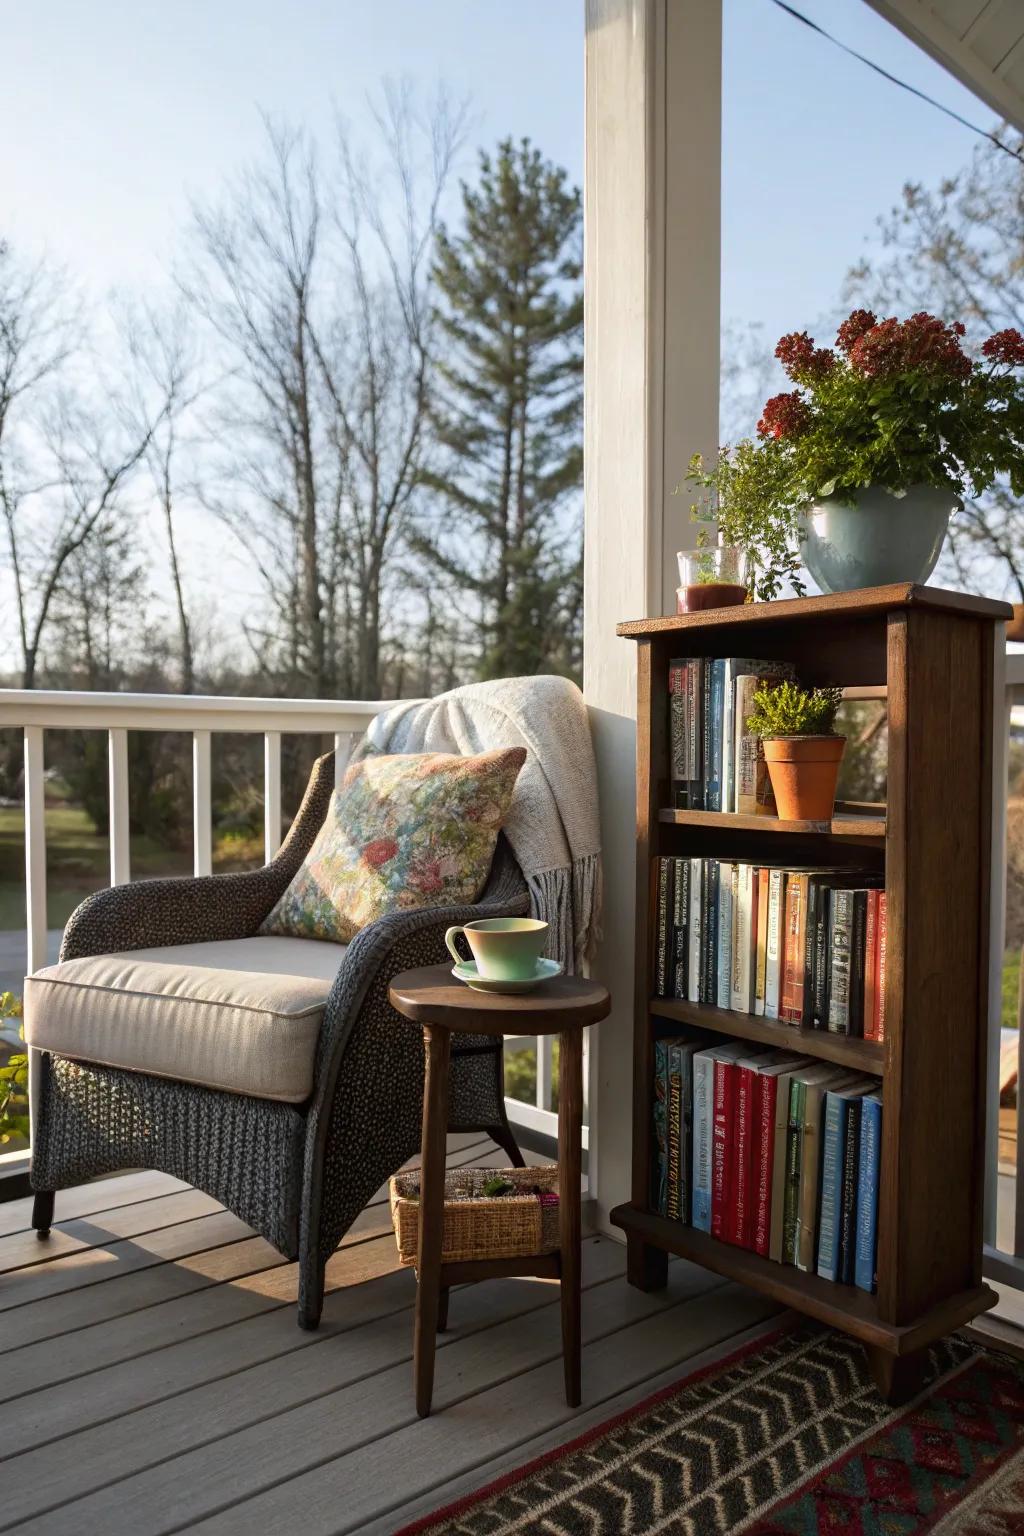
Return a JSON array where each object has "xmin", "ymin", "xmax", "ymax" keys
[{"xmin": 865, "ymin": 0, "xmax": 1024, "ymax": 133}]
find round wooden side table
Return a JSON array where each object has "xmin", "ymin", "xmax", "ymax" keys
[{"xmin": 389, "ymin": 964, "xmax": 611, "ymax": 1418}]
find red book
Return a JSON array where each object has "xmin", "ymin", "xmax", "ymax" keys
[
  {"xmin": 873, "ymin": 892, "xmax": 888, "ymax": 1042},
  {"xmin": 863, "ymin": 890, "xmax": 880, "ymax": 1040},
  {"xmin": 752, "ymin": 1070, "xmax": 778, "ymax": 1257},
  {"xmin": 710, "ymin": 1057, "xmax": 738, "ymax": 1240},
  {"xmin": 730, "ymin": 1060, "xmax": 760, "ymax": 1247},
  {"xmin": 779, "ymin": 873, "xmax": 808, "ymax": 1024}
]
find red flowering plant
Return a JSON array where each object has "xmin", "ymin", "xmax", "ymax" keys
[
  {"xmin": 761, "ymin": 309, "xmax": 1024, "ymax": 507},
  {"xmin": 689, "ymin": 309, "xmax": 1024, "ymax": 600}
]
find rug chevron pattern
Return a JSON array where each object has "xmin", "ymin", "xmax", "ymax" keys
[{"xmin": 396, "ymin": 1323, "xmax": 1024, "ymax": 1536}]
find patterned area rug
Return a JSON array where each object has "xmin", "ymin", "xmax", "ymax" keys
[{"xmin": 394, "ymin": 1322, "xmax": 1024, "ymax": 1535}]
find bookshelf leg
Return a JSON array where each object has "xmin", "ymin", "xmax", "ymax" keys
[
  {"xmin": 627, "ymin": 1236, "xmax": 669, "ymax": 1292},
  {"xmin": 866, "ymin": 1346, "xmax": 927, "ymax": 1406}
]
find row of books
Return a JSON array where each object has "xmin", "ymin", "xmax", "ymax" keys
[
  {"xmin": 669, "ymin": 656, "xmax": 794, "ymax": 813},
  {"xmin": 654, "ymin": 856, "xmax": 887, "ymax": 1040},
  {"xmin": 652, "ymin": 1037, "xmax": 882, "ymax": 1292}
]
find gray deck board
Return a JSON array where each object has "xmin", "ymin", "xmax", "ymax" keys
[{"xmin": 0, "ymin": 1144, "xmax": 779, "ymax": 1535}]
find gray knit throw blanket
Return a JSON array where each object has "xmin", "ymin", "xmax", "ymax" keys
[{"xmin": 360, "ymin": 676, "xmax": 602, "ymax": 975}]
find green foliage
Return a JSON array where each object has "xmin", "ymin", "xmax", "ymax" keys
[
  {"xmin": 0, "ymin": 993, "xmax": 29, "ymax": 1148},
  {"xmin": 776, "ymin": 349, "xmax": 1024, "ymax": 507},
  {"xmin": 745, "ymin": 681, "xmax": 844, "ymax": 739},
  {"xmin": 481, "ymin": 1176, "xmax": 516, "ymax": 1198},
  {"xmin": 686, "ymin": 443, "xmax": 806, "ymax": 602},
  {"xmin": 414, "ymin": 137, "xmax": 583, "ymax": 681}
]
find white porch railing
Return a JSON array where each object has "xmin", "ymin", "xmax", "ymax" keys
[
  {"xmin": 0, "ymin": 689, "xmax": 568, "ymax": 1152},
  {"xmin": 986, "ymin": 651, "xmax": 1024, "ymax": 1289}
]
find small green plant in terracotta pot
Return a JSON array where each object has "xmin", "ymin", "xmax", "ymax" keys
[{"xmin": 746, "ymin": 681, "xmax": 845, "ymax": 822}]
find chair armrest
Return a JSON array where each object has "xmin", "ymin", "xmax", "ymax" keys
[
  {"xmin": 59, "ymin": 868, "xmax": 287, "ymax": 961},
  {"xmin": 60, "ymin": 750, "xmax": 339, "ymax": 962}
]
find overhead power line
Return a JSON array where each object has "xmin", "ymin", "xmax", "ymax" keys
[{"xmin": 769, "ymin": 0, "xmax": 1024, "ymax": 166}]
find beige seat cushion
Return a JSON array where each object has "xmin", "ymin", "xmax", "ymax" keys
[{"xmin": 23, "ymin": 936, "xmax": 347, "ymax": 1104}]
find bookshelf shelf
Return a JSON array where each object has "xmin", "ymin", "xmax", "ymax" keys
[
  {"xmin": 616, "ymin": 584, "xmax": 1005, "ymax": 1403},
  {"xmin": 609, "ymin": 1203, "xmax": 993, "ymax": 1356},
  {"xmin": 649, "ymin": 997, "xmax": 886, "ymax": 1074},
  {"xmin": 658, "ymin": 808, "xmax": 887, "ymax": 840}
]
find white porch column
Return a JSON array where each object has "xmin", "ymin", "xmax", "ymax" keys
[{"xmin": 583, "ymin": 0, "xmax": 721, "ymax": 1231}]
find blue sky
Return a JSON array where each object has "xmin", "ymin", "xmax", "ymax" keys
[
  {"xmin": 4, "ymin": 0, "xmax": 994, "ymax": 332},
  {"xmin": 1, "ymin": 0, "xmax": 1001, "ymax": 642}
]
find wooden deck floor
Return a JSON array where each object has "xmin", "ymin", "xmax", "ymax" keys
[{"xmin": 0, "ymin": 1134, "xmax": 780, "ymax": 1536}]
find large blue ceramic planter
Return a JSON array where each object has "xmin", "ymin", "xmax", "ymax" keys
[{"xmin": 802, "ymin": 484, "xmax": 955, "ymax": 594}]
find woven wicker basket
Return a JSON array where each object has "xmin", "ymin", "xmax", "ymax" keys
[{"xmin": 389, "ymin": 1165, "xmax": 561, "ymax": 1267}]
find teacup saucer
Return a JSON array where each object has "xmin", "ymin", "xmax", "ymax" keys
[{"xmin": 452, "ymin": 958, "xmax": 563, "ymax": 995}]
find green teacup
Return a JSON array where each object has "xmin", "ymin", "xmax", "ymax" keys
[{"xmin": 445, "ymin": 917, "xmax": 549, "ymax": 982}]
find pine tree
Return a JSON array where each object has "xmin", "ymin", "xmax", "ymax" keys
[{"xmin": 416, "ymin": 138, "xmax": 583, "ymax": 680}]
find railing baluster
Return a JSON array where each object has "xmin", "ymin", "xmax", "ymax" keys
[
  {"xmin": 264, "ymin": 731, "xmax": 282, "ymax": 862},
  {"xmin": 536, "ymin": 1035, "xmax": 553, "ymax": 1113},
  {"xmin": 193, "ymin": 729, "xmax": 212, "ymax": 877},
  {"xmin": 24, "ymin": 726, "xmax": 47, "ymax": 976},
  {"xmin": 108, "ymin": 727, "xmax": 130, "ymax": 887},
  {"xmin": 334, "ymin": 730, "xmax": 355, "ymax": 787}
]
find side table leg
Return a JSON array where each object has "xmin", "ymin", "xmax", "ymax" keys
[
  {"xmin": 415, "ymin": 1024, "xmax": 451, "ymax": 1418},
  {"xmin": 558, "ymin": 1026, "xmax": 584, "ymax": 1408}
]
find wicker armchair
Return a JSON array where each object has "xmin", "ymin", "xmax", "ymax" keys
[{"xmin": 26, "ymin": 750, "xmax": 528, "ymax": 1328}]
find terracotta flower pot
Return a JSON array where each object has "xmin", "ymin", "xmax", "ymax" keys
[
  {"xmin": 1007, "ymin": 604, "xmax": 1024, "ymax": 644},
  {"xmin": 762, "ymin": 735, "xmax": 846, "ymax": 822}
]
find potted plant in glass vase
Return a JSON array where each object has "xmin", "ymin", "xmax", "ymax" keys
[
  {"xmin": 684, "ymin": 438, "xmax": 806, "ymax": 607},
  {"xmin": 745, "ymin": 681, "xmax": 845, "ymax": 822},
  {"xmin": 758, "ymin": 312, "xmax": 1024, "ymax": 593}
]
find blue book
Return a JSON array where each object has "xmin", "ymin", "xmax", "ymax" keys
[
  {"xmin": 691, "ymin": 1041, "xmax": 745, "ymax": 1230},
  {"xmin": 671, "ymin": 1039, "xmax": 704, "ymax": 1223},
  {"xmin": 716, "ymin": 863, "xmax": 735, "ymax": 1008},
  {"xmin": 855, "ymin": 1092, "xmax": 883, "ymax": 1293},
  {"xmin": 706, "ymin": 660, "xmax": 726, "ymax": 811},
  {"xmin": 817, "ymin": 1082, "xmax": 872, "ymax": 1282}
]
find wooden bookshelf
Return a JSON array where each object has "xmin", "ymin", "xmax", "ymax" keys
[{"xmin": 611, "ymin": 584, "xmax": 1008, "ymax": 1403}]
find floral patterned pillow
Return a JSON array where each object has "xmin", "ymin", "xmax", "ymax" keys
[{"xmin": 260, "ymin": 747, "xmax": 526, "ymax": 944}]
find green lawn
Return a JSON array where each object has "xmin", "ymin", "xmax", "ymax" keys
[
  {"xmin": 1004, "ymin": 947, "xmax": 1021, "ymax": 1031},
  {"xmin": 0, "ymin": 805, "xmax": 262, "ymax": 930}
]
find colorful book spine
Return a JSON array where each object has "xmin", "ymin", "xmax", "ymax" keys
[
  {"xmin": 782, "ymin": 1077, "xmax": 805, "ymax": 1265},
  {"xmin": 702, "ymin": 859, "xmax": 719, "ymax": 1006},
  {"xmin": 779, "ymin": 873, "xmax": 807, "ymax": 1024},
  {"xmin": 795, "ymin": 1078, "xmax": 830, "ymax": 1272},
  {"xmin": 668, "ymin": 661, "xmax": 688, "ymax": 783},
  {"xmin": 812, "ymin": 886, "xmax": 832, "ymax": 1029},
  {"xmin": 769, "ymin": 1066, "xmax": 796, "ymax": 1262},
  {"xmin": 705, "ymin": 660, "xmax": 725, "ymax": 812},
  {"xmin": 654, "ymin": 858, "xmax": 672, "ymax": 998},
  {"xmin": 730, "ymin": 1059, "xmax": 759, "ymax": 1247},
  {"xmin": 863, "ymin": 890, "xmax": 879, "ymax": 1041},
  {"xmin": 873, "ymin": 893, "xmax": 888, "ymax": 1043},
  {"xmin": 687, "ymin": 857, "xmax": 703, "ymax": 1004},
  {"xmin": 716, "ymin": 863, "xmax": 735, "ymax": 1009},
  {"xmin": 816, "ymin": 1090, "xmax": 847, "ymax": 1281},
  {"xmin": 849, "ymin": 891, "xmax": 868, "ymax": 1037},
  {"xmin": 678, "ymin": 1042, "xmax": 699, "ymax": 1225},
  {"xmin": 753, "ymin": 1069, "xmax": 778, "ymax": 1257},
  {"xmin": 838, "ymin": 1098, "xmax": 861, "ymax": 1284},
  {"xmin": 734, "ymin": 864, "xmax": 758, "ymax": 1014},
  {"xmin": 666, "ymin": 1044, "xmax": 684, "ymax": 1220},
  {"xmin": 828, "ymin": 889, "xmax": 854, "ymax": 1034},
  {"xmin": 652, "ymin": 1039, "xmax": 670, "ymax": 1215},
  {"xmin": 764, "ymin": 870, "xmax": 785, "ymax": 1021},
  {"xmin": 672, "ymin": 856, "xmax": 689, "ymax": 999},
  {"xmin": 855, "ymin": 1094, "xmax": 883, "ymax": 1293},
  {"xmin": 691, "ymin": 1050, "xmax": 715, "ymax": 1231},
  {"xmin": 710, "ymin": 1056, "xmax": 737, "ymax": 1240},
  {"xmin": 687, "ymin": 659, "xmax": 704, "ymax": 810},
  {"xmin": 754, "ymin": 867, "xmax": 770, "ymax": 1016}
]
